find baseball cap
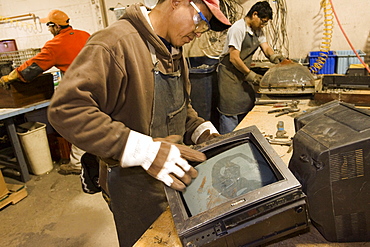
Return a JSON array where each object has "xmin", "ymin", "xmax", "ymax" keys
[
  {"xmin": 201, "ymin": 0, "xmax": 231, "ymax": 31},
  {"xmin": 40, "ymin": 10, "xmax": 70, "ymax": 26}
]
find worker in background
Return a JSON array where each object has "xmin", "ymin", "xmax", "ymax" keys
[
  {"xmin": 0, "ymin": 10, "xmax": 90, "ymax": 175},
  {"xmin": 217, "ymin": 1, "xmax": 285, "ymax": 134},
  {"xmin": 47, "ymin": 0, "xmax": 230, "ymax": 245}
]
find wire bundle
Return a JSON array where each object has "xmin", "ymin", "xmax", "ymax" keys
[
  {"xmin": 267, "ymin": 0, "xmax": 289, "ymax": 58},
  {"xmin": 196, "ymin": 0, "xmax": 244, "ymax": 59}
]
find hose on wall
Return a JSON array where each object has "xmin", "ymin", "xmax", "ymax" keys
[{"xmin": 309, "ymin": 0, "xmax": 334, "ymax": 74}]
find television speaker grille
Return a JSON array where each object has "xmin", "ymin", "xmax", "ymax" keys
[{"xmin": 329, "ymin": 149, "xmax": 364, "ymax": 182}]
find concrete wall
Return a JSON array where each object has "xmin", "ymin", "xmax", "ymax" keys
[
  {"xmin": 185, "ymin": 0, "xmax": 370, "ymax": 62},
  {"xmin": 283, "ymin": 0, "xmax": 370, "ymax": 61},
  {"xmin": 1, "ymin": 0, "xmax": 369, "ymax": 62}
]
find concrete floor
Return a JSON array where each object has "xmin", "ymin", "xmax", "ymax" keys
[{"xmin": 0, "ymin": 164, "xmax": 119, "ymax": 247}]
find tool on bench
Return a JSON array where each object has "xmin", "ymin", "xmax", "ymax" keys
[
  {"xmin": 275, "ymin": 121, "xmax": 288, "ymax": 138},
  {"xmin": 266, "ymin": 137, "xmax": 293, "ymax": 153},
  {"xmin": 272, "ymin": 100, "xmax": 300, "ymax": 108},
  {"xmin": 268, "ymin": 100, "xmax": 300, "ymax": 117},
  {"xmin": 267, "ymin": 138, "xmax": 292, "ymax": 146}
]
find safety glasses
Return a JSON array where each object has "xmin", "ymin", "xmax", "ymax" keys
[
  {"xmin": 189, "ymin": 1, "xmax": 211, "ymax": 33},
  {"xmin": 46, "ymin": 22, "xmax": 55, "ymax": 27},
  {"xmin": 259, "ymin": 17, "xmax": 270, "ymax": 26}
]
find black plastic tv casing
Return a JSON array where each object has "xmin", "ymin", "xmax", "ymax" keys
[
  {"xmin": 165, "ymin": 125, "xmax": 309, "ymax": 247},
  {"xmin": 290, "ymin": 100, "xmax": 370, "ymax": 242}
]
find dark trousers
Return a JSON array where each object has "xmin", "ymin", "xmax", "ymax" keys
[{"xmin": 105, "ymin": 165, "xmax": 168, "ymax": 247}]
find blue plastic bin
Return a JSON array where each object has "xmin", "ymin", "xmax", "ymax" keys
[
  {"xmin": 309, "ymin": 51, "xmax": 336, "ymax": 74},
  {"xmin": 336, "ymin": 50, "xmax": 366, "ymax": 74}
]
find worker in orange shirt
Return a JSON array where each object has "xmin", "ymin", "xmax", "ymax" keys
[
  {"xmin": 0, "ymin": 9, "xmax": 90, "ymax": 84},
  {"xmin": 0, "ymin": 9, "xmax": 90, "ymax": 175}
]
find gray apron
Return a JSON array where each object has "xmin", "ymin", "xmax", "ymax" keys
[
  {"xmin": 104, "ymin": 43, "xmax": 187, "ymax": 247},
  {"xmin": 218, "ymin": 29, "xmax": 260, "ymax": 116}
]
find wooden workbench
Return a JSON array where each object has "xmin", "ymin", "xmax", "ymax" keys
[
  {"xmin": 235, "ymin": 98, "xmax": 314, "ymax": 165},
  {"xmin": 134, "ymin": 98, "xmax": 370, "ymax": 247}
]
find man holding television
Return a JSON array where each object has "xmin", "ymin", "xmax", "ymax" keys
[{"xmin": 47, "ymin": 0, "xmax": 230, "ymax": 246}]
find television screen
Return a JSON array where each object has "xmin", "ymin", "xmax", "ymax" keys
[
  {"xmin": 165, "ymin": 125, "xmax": 309, "ymax": 247},
  {"xmin": 182, "ymin": 141, "xmax": 279, "ymax": 216}
]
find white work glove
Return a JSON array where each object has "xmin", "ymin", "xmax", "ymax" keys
[
  {"xmin": 244, "ymin": 71, "xmax": 263, "ymax": 86},
  {"xmin": 121, "ymin": 131, "xmax": 205, "ymax": 191},
  {"xmin": 269, "ymin": 53, "xmax": 285, "ymax": 64}
]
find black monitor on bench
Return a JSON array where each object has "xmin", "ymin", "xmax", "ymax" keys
[{"xmin": 165, "ymin": 125, "xmax": 309, "ymax": 247}]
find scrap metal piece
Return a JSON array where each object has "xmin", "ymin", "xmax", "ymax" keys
[
  {"xmin": 259, "ymin": 60, "xmax": 315, "ymax": 95},
  {"xmin": 267, "ymin": 138, "xmax": 292, "ymax": 146}
]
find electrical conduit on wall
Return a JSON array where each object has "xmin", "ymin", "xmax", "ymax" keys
[{"xmin": 328, "ymin": 0, "xmax": 370, "ymax": 74}]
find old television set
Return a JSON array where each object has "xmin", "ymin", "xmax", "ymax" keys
[
  {"xmin": 165, "ymin": 125, "xmax": 309, "ymax": 247},
  {"xmin": 293, "ymin": 100, "xmax": 344, "ymax": 131},
  {"xmin": 289, "ymin": 100, "xmax": 370, "ymax": 242}
]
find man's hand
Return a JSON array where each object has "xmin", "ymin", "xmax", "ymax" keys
[
  {"xmin": 269, "ymin": 53, "xmax": 285, "ymax": 64},
  {"xmin": 0, "ymin": 75, "xmax": 11, "ymax": 89},
  {"xmin": 149, "ymin": 140, "xmax": 202, "ymax": 191},
  {"xmin": 244, "ymin": 71, "xmax": 263, "ymax": 85},
  {"xmin": 196, "ymin": 129, "xmax": 220, "ymax": 144},
  {"xmin": 121, "ymin": 132, "xmax": 205, "ymax": 191},
  {"xmin": 0, "ymin": 70, "xmax": 18, "ymax": 89}
]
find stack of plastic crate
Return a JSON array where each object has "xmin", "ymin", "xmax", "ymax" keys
[
  {"xmin": 308, "ymin": 51, "xmax": 337, "ymax": 74},
  {"xmin": 336, "ymin": 50, "xmax": 366, "ymax": 74},
  {"xmin": 0, "ymin": 48, "xmax": 41, "ymax": 68}
]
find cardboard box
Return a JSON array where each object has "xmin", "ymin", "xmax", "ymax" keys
[
  {"xmin": 0, "ymin": 73, "xmax": 54, "ymax": 108},
  {"xmin": 0, "ymin": 182, "xmax": 28, "ymax": 209},
  {"xmin": 0, "ymin": 170, "xmax": 9, "ymax": 199}
]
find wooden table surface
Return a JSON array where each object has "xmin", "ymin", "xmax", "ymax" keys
[{"xmin": 134, "ymin": 98, "xmax": 370, "ymax": 247}]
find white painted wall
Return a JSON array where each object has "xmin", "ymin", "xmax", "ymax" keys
[
  {"xmin": 1, "ymin": 0, "xmax": 369, "ymax": 62},
  {"xmin": 104, "ymin": 0, "xmax": 143, "ymax": 25},
  {"xmin": 184, "ymin": 0, "xmax": 370, "ymax": 61},
  {"xmin": 281, "ymin": 0, "xmax": 370, "ymax": 61}
]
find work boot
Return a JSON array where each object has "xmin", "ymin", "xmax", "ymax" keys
[{"xmin": 59, "ymin": 163, "xmax": 81, "ymax": 175}]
